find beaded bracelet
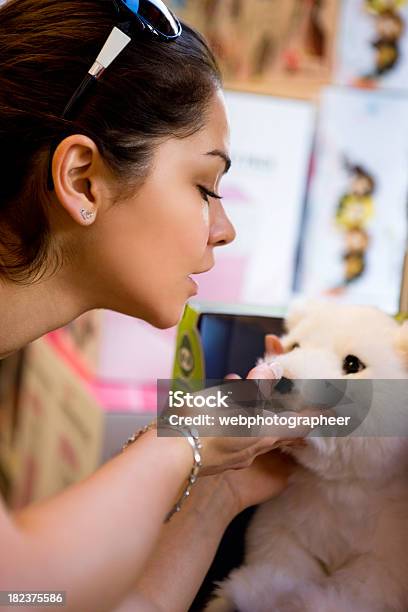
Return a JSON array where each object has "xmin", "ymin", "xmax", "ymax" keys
[{"xmin": 122, "ymin": 420, "xmax": 203, "ymax": 523}]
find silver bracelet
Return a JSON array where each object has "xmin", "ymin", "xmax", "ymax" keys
[
  {"xmin": 121, "ymin": 420, "xmax": 203, "ymax": 523},
  {"xmin": 159, "ymin": 423, "xmax": 203, "ymax": 522},
  {"xmin": 121, "ymin": 420, "xmax": 157, "ymax": 452}
]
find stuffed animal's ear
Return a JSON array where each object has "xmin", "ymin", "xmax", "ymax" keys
[
  {"xmin": 285, "ymin": 298, "xmax": 313, "ymax": 332},
  {"xmin": 395, "ymin": 321, "xmax": 408, "ymax": 369}
]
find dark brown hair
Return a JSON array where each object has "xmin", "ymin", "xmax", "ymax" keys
[{"xmin": 0, "ymin": 0, "xmax": 221, "ymax": 282}]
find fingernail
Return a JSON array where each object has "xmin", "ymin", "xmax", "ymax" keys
[{"xmin": 267, "ymin": 362, "xmax": 284, "ymax": 379}]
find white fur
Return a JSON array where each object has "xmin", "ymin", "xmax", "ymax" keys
[{"xmin": 206, "ymin": 302, "xmax": 408, "ymax": 612}]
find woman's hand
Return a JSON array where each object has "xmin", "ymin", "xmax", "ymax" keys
[
  {"xmin": 198, "ymin": 334, "xmax": 308, "ymax": 476},
  {"xmin": 220, "ymin": 450, "xmax": 296, "ymax": 516},
  {"xmin": 198, "ymin": 360, "xmax": 283, "ymax": 476}
]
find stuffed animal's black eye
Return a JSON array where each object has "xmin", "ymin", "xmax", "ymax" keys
[{"xmin": 343, "ymin": 354, "xmax": 366, "ymax": 374}]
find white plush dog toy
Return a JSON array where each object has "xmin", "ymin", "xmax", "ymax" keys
[{"xmin": 206, "ymin": 301, "xmax": 408, "ymax": 612}]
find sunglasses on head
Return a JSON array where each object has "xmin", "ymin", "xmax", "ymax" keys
[
  {"xmin": 47, "ymin": 0, "xmax": 182, "ymax": 188},
  {"xmin": 113, "ymin": 0, "xmax": 181, "ymax": 40},
  {"xmin": 63, "ymin": 0, "xmax": 182, "ymax": 119}
]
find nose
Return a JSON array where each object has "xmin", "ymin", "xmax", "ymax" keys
[
  {"xmin": 208, "ymin": 200, "xmax": 236, "ymax": 247},
  {"xmin": 275, "ymin": 377, "xmax": 294, "ymax": 394}
]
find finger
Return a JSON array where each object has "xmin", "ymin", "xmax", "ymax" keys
[
  {"xmin": 247, "ymin": 363, "xmax": 283, "ymax": 380},
  {"xmin": 258, "ymin": 408, "xmax": 323, "ymax": 441},
  {"xmin": 224, "ymin": 373, "xmax": 242, "ymax": 380},
  {"xmin": 281, "ymin": 438, "xmax": 308, "ymax": 448},
  {"xmin": 265, "ymin": 334, "xmax": 284, "ymax": 356}
]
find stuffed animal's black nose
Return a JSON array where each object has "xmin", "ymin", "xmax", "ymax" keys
[{"xmin": 275, "ymin": 376, "xmax": 294, "ymax": 394}]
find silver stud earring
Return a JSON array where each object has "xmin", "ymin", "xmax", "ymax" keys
[{"xmin": 80, "ymin": 208, "xmax": 95, "ymax": 223}]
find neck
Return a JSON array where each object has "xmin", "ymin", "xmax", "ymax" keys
[{"xmin": 0, "ymin": 269, "xmax": 90, "ymax": 359}]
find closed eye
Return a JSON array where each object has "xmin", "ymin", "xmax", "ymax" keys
[{"xmin": 198, "ymin": 185, "xmax": 223, "ymax": 204}]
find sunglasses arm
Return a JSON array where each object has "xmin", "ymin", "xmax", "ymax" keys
[
  {"xmin": 62, "ymin": 26, "xmax": 131, "ymax": 119},
  {"xmin": 47, "ymin": 25, "xmax": 132, "ymax": 189}
]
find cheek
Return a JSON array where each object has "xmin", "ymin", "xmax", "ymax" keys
[
  {"xmin": 168, "ymin": 201, "xmax": 210, "ymax": 265},
  {"xmin": 102, "ymin": 188, "xmax": 210, "ymax": 288},
  {"xmin": 201, "ymin": 201, "xmax": 210, "ymax": 228}
]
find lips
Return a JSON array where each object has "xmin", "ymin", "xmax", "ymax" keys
[
  {"xmin": 191, "ymin": 265, "xmax": 214, "ymax": 275},
  {"xmin": 187, "ymin": 275, "xmax": 199, "ymax": 295},
  {"xmin": 186, "ymin": 265, "xmax": 214, "ymax": 293}
]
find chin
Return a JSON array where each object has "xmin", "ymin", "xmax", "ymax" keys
[
  {"xmin": 112, "ymin": 292, "xmax": 185, "ymax": 329},
  {"xmin": 145, "ymin": 305, "xmax": 184, "ymax": 330}
]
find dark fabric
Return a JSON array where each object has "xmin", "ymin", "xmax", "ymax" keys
[{"xmin": 189, "ymin": 506, "xmax": 256, "ymax": 611}]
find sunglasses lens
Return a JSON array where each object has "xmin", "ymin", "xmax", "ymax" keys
[{"xmin": 137, "ymin": 0, "xmax": 180, "ymax": 37}]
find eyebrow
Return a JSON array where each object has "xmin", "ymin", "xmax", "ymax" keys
[{"xmin": 206, "ymin": 149, "xmax": 232, "ymax": 175}]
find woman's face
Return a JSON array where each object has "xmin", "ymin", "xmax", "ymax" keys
[{"xmin": 89, "ymin": 89, "xmax": 235, "ymax": 328}]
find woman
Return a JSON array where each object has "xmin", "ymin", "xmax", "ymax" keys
[{"xmin": 0, "ymin": 1, "xmax": 304, "ymax": 610}]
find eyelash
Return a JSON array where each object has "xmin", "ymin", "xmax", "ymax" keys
[{"xmin": 198, "ymin": 185, "xmax": 223, "ymax": 204}]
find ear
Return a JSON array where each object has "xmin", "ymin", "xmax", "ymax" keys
[
  {"xmin": 265, "ymin": 334, "xmax": 284, "ymax": 356},
  {"xmin": 395, "ymin": 321, "xmax": 408, "ymax": 369},
  {"xmin": 285, "ymin": 297, "xmax": 333, "ymax": 332},
  {"xmin": 52, "ymin": 135, "xmax": 105, "ymax": 227},
  {"xmin": 285, "ymin": 297, "xmax": 312, "ymax": 332}
]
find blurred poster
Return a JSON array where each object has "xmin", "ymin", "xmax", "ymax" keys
[
  {"xmin": 336, "ymin": 0, "xmax": 408, "ymax": 89},
  {"xmin": 169, "ymin": 0, "xmax": 338, "ymax": 89},
  {"xmin": 195, "ymin": 90, "xmax": 315, "ymax": 308},
  {"xmin": 297, "ymin": 86, "xmax": 408, "ymax": 313}
]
